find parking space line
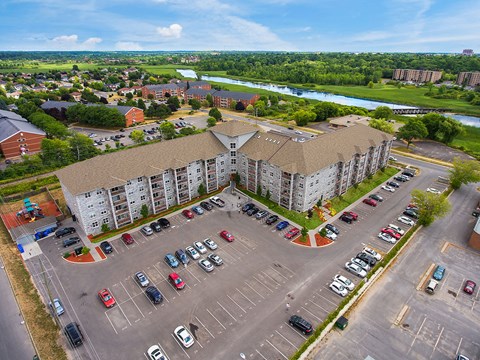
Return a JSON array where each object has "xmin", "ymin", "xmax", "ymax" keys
[
  {"xmin": 276, "ymin": 263, "xmax": 295, "ymax": 277},
  {"xmin": 269, "ymin": 266, "xmax": 289, "ymax": 281},
  {"xmin": 409, "ymin": 315, "xmax": 427, "ymax": 352},
  {"xmin": 185, "ymin": 266, "xmax": 201, "ymax": 283},
  {"xmin": 196, "ymin": 338, "xmax": 204, "ymax": 349},
  {"xmin": 116, "ymin": 302, "xmax": 132, "ymax": 326},
  {"xmin": 301, "ymin": 306, "xmax": 322, "ymax": 321},
  {"xmin": 307, "ymin": 299, "xmax": 330, "ymax": 315},
  {"xmin": 314, "ymin": 291, "xmax": 338, "ymax": 307},
  {"xmin": 430, "ymin": 326, "xmax": 444, "ymax": 359},
  {"xmin": 275, "ymin": 330, "xmax": 297, "ymax": 349},
  {"xmin": 105, "ymin": 312, "xmax": 118, "ymax": 335},
  {"xmin": 245, "ymin": 281, "xmax": 265, "ymax": 300},
  {"xmin": 158, "ymin": 343, "xmax": 171, "ymax": 360},
  {"xmin": 217, "ymin": 301, "xmax": 237, "ymax": 322},
  {"xmin": 152, "ymin": 263, "xmax": 166, "ymax": 278},
  {"xmin": 252, "ymin": 276, "xmax": 274, "ymax": 293},
  {"xmin": 227, "ymin": 294, "xmax": 247, "ymax": 313},
  {"xmin": 265, "ymin": 339, "xmax": 288, "ymax": 360},
  {"xmin": 455, "ymin": 337, "xmax": 463, "ymax": 355},
  {"xmin": 206, "ymin": 308, "xmax": 226, "ymax": 330},
  {"xmin": 236, "ymin": 288, "xmax": 256, "ymax": 306},
  {"xmin": 171, "ymin": 333, "xmax": 190, "ymax": 359},
  {"xmin": 283, "ymin": 322, "xmax": 307, "ymax": 340},
  {"xmin": 454, "ymin": 279, "xmax": 465, "ymax": 303},
  {"xmin": 261, "ymin": 271, "xmax": 281, "ymax": 286},
  {"xmin": 440, "ymin": 272, "xmax": 450, "ymax": 290},
  {"xmin": 195, "ymin": 316, "xmax": 215, "ymax": 339},
  {"xmin": 120, "ymin": 281, "xmax": 145, "ymax": 318},
  {"xmin": 256, "ymin": 349, "xmax": 268, "ymax": 360}
]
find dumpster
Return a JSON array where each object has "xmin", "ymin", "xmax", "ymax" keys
[{"xmin": 335, "ymin": 316, "xmax": 348, "ymax": 330}]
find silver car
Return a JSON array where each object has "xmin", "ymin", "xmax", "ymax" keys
[
  {"xmin": 351, "ymin": 257, "xmax": 370, "ymax": 271},
  {"xmin": 194, "ymin": 241, "xmax": 207, "ymax": 254},
  {"xmin": 345, "ymin": 262, "xmax": 367, "ymax": 278},
  {"xmin": 135, "ymin": 271, "xmax": 150, "ymax": 287},
  {"xmin": 398, "ymin": 216, "xmax": 415, "ymax": 226},
  {"xmin": 333, "ymin": 274, "xmax": 354, "ymax": 291},
  {"xmin": 49, "ymin": 298, "xmax": 65, "ymax": 316},
  {"xmin": 207, "ymin": 253, "xmax": 223, "ymax": 266},
  {"xmin": 185, "ymin": 246, "xmax": 200, "ymax": 260},
  {"xmin": 199, "ymin": 259, "xmax": 214, "ymax": 272},
  {"xmin": 141, "ymin": 226, "xmax": 153, "ymax": 236},
  {"xmin": 378, "ymin": 232, "xmax": 396, "ymax": 243},
  {"xmin": 255, "ymin": 210, "xmax": 269, "ymax": 219},
  {"xmin": 203, "ymin": 238, "xmax": 218, "ymax": 250}
]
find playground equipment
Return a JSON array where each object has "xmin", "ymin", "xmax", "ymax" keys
[{"xmin": 16, "ymin": 198, "xmax": 45, "ymax": 222}]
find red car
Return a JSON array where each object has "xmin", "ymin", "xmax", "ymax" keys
[
  {"xmin": 169, "ymin": 272, "xmax": 185, "ymax": 290},
  {"xmin": 285, "ymin": 227, "xmax": 300, "ymax": 239},
  {"xmin": 121, "ymin": 233, "xmax": 134, "ymax": 245},
  {"xmin": 220, "ymin": 230, "xmax": 234, "ymax": 242},
  {"xmin": 182, "ymin": 209, "xmax": 194, "ymax": 219},
  {"xmin": 98, "ymin": 288, "xmax": 116, "ymax": 308},
  {"xmin": 381, "ymin": 228, "xmax": 401, "ymax": 240},
  {"xmin": 363, "ymin": 198, "xmax": 377, "ymax": 207},
  {"xmin": 464, "ymin": 280, "xmax": 476, "ymax": 294},
  {"xmin": 342, "ymin": 211, "xmax": 358, "ymax": 220}
]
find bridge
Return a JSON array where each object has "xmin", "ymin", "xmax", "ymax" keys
[{"xmin": 392, "ymin": 108, "xmax": 449, "ymax": 115}]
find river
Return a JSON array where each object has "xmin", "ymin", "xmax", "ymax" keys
[{"xmin": 177, "ymin": 69, "xmax": 480, "ymax": 128}]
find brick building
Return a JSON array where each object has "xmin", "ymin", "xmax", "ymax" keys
[
  {"xmin": 212, "ymin": 91, "xmax": 260, "ymax": 108},
  {"xmin": 392, "ymin": 69, "xmax": 442, "ymax": 83},
  {"xmin": 456, "ymin": 72, "xmax": 480, "ymax": 87}
]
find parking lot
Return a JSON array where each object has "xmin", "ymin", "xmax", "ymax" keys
[{"xmin": 24, "ymin": 156, "xmax": 455, "ymax": 360}]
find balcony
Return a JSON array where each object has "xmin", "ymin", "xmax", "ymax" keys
[{"xmin": 110, "ymin": 187, "xmax": 125, "ymax": 196}]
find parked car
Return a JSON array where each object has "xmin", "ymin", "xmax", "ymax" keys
[
  {"xmin": 403, "ymin": 209, "xmax": 418, "ymax": 219},
  {"xmin": 388, "ymin": 155, "xmax": 397, "ymax": 161},
  {"xmin": 147, "ymin": 344, "xmax": 166, "ymax": 360},
  {"xmin": 150, "ymin": 222, "xmax": 162, "ymax": 233},
  {"xmin": 276, "ymin": 221, "xmax": 290, "ymax": 230},
  {"xmin": 200, "ymin": 201, "xmax": 213, "ymax": 211},
  {"xmin": 342, "ymin": 211, "xmax": 358, "ymax": 220},
  {"xmin": 325, "ymin": 223, "xmax": 340, "ymax": 235},
  {"xmin": 182, "ymin": 209, "xmax": 194, "ymax": 219},
  {"xmin": 141, "ymin": 226, "xmax": 153, "ymax": 236},
  {"xmin": 426, "ymin": 187, "xmax": 442, "ymax": 195},
  {"xmin": 185, "ymin": 246, "xmax": 200, "ymax": 260},
  {"xmin": 98, "ymin": 288, "xmax": 116, "ymax": 308},
  {"xmin": 63, "ymin": 237, "xmax": 81, "ymax": 248},
  {"xmin": 386, "ymin": 181, "xmax": 400, "ymax": 188},
  {"xmin": 121, "ymin": 233, "xmax": 134, "ymax": 245},
  {"xmin": 340, "ymin": 214, "xmax": 354, "ymax": 224},
  {"xmin": 203, "ymin": 238, "xmax": 218, "ymax": 250},
  {"xmin": 387, "ymin": 224, "xmax": 405, "ymax": 235},
  {"xmin": 242, "ymin": 203, "xmax": 255, "ymax": 212},
  {"xmin": 356, "ymin": 252, "xmax": 377, "ymax": 266},
  {"xmin": 55, "ymin": 227, "xmax": 76, "ymax": 238},
  {"xmin": 285, "ymin": 227, "xmax": 300, "ymax": 239},
  {"xmin": 193, "ymin": 241, "xmax": 207, "ymax": 254},
  {"xmin": 333, "ymin": 274, "xmax": 355, "ymax": 291},
  {"xmin": 175, "ymin": 249, "xmax": 190, "ymax": 265},
  {"xmin": 362, "ymin": 247, "xmax": 382, "ymax": 261},
  {"xmin": 265, "ymin": 214, "xmax": 279, "ymax": 225},
  {"xmin": 394, "ymin": 176, "xmax": 408, "ymax": 182},
  {"xmin": 174, "ymin": 326, "xmax": 194, "ymax": 348},
  {"xmin": 345, "ymin": 262, "xmax": 367, "ymax": 278},
  {"xmin": 329, "ymin": 281, "xmax": 348, "ymax": 297},
  {"xmin": 378, "ymin": 232, "xmax": 396, "ymax": 243},
  {"xmin": 169, "ymin": 273, "xmax": 185, "ymax": 290},
  {"xmin": 402, "ymin": 170, "xmax": 416, "ymax": 177},
  {"xmin": 246, "ymin": 207, "xmax": 259, "ymax": 216},
  {"xmin": 49, "ymin": 298, "xmax": 65, "ymax": 316},
  {"xmin": 199, "ymin": 258, "xmax": 214, "ymax": 272},
  {"xmin": 210, "ymin": 196, "xmax": 225, "ymax": 207},
  {"xmin": 135, "ymin": 271, "xmax": 150, "ymax": 287},
  {"xmin": 320, "ymin": 228, "xmax": 337, "ymax": 240},
  {"xmin": 381, "ymin": 185, "xmax": 395, "ymax": 192},
  {"xmin": 381, "ymin": 228, "xmax": 401, "ymax": 240},
  {"xmin": 288, "ymin": 315, "xmax": 313, "ymax": 335},
  {"xmin": 255, "ymin": 210, "xmax": 269, "ymax": 219},
  {"xmin": 369, "ymin": 193, "xmax": 384, "ymax": 202},
  {"xmin": 398, "ymin": 216, "xmax": 415, "ymax": 226},
  {"xmin": 464, "ymin": 280, "xmax": 476, "ymax": 295},
  {"xmin": 144, "ymin": 286, "xmax": 163, "ymax": 304},
  {"xmin": 363, "ymin": 198, "xmax": 377, "ymax": 207},
  {"xmin": 433, "ymin": 265, "xmax": 445, "ymax": 280},
  {"xmin": 165, "ymin": 253, "xmax": 179, "ymax": 268},
  {"xmin": 207, "ymin": 253, "xmax": 223, "ymax": 266},
  {"xmin": 64, "ymin": 322, "xmax": 83, "ymax": 347},
  {"xmin": 100, "ymin": 241, "xmax": 113, "ymax": 254},
  {"xmin": 158, "ymin": 218, "xmax": 170, "ymax": 228},
  {"xmin": 192, "ymin": 206, "xmax": 204, "ymax": 215},
  {"xmin": 351, "ymin": 257, "xmax": 370, "ymax": 271},
  {"xmin": 219, "ymin": 230, "xmax": 234, "ymax": 242}
]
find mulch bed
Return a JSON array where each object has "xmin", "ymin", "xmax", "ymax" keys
[
  {"xmin": 292, "ymin": 235, "xmax": 311, "ymax": 247},
  {"xmin": 95, "ymin": 246, "xmax": 107, "ymax": 260},
  {"xmin": 64, "ymin": 252, "xmax": 95, "ymax": 263},
  {"xmin": 315, "ymin": 233, "xmax": 333, "ymax": 247}
]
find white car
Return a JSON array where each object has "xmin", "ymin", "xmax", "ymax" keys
[
  {"xmin": 207, "ymin": 253, "xmax": 223, "ymax": 266},
  {"xmin": 203, "ymin": 238, "xmax": 218, "ymax": 250},
  {"xmin": 329, "ymin": 281, "xmax": 348, "ymax": 297},
  {"xmin": 389, "ymin": 155, "xmax": 397, "ymax": 161},
  {"xmin": 147, "ymin": 345, "xmax": 166, "ymax": 360},
  {"xmin": 427, "ymin": 187, "xmax": 442, "ymax": 195},
  {"xmin": 134, "ymin": 271, "xmax": 150, "ymax": 287},
  {"xmin": 362, "ymin": 247, "xmax": 382, "ymax": 261},
  {"xmin": 397, "ymin": 216, "xmax": 415, "ymax": 226},
  {"xmin": 320, "ymin": 228, "xmax": 337, "ymax": 240},
  {"xmin": 49, "ymin": 298, "xmax": 65, "ymax": 316},
  {"xmin": 333, "ymin": 274, "xmax": 355, "ymax": 291},
  {"xmin": 381, "ymin": 185, "xmax": 395, "ymax": 192},
  {"xmin": 199, "ymin": 258, "xmax": 214, "ymax": 272},
  {"xmin": 185, "ymin": 246, "xmax": 200, "ymax": 260},
  {"xmin": 141, "ymin": 226, "xmax": 153, "ymax": 236},
  {"xmin": 174, "ymin": 326, "xmax": 195, "ymax": 348},
  {"xmin": 351, "ymin": 257, "xmax": 370, "ymax": 271},
  {"xmin": 193, "ymin": 241, "xmax": 207, "ymax": 254},
  {"xmin": 345, "ymin": 262, "xmax": 367, "ymax": 278},
  {"xmin": 387, "ymin": 224, "xmax": 405, "ymax": 235},
  {"xmin": 294, "ymin": 130, "xmax": 303, "ymax": 135},
  {"xmin": 378, "ymin": 232, "xmax": 396, "ymax": 243}
]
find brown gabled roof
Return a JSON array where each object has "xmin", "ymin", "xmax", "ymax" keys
[
  {"xmin": 56, "ymin": 132, "xmax": 227, "ymax": 195},
  {"xmin": 209, "ymin": 121, "xmax": 259, "ymax": 137}
]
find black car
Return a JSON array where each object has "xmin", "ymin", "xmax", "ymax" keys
[
  {"xmin": 100, "ymin": 241, "xmax": 113, "ymax": 254},
  {"xmin": 150, "ymin": 222, "xmax": 162, "ymax": 233},
  {"xmin": 55, "ymin": 227, "xmax": 76, "ymax": 238},
  {"xmin": 145, "ymin": 286, "xmax": 163, "ymax": 304},
  {"xmin": 200, "ymin": 201, "xmax": 213, "ymax": 211},
  {"xmin": 289, "ymin": 315, "xmax": 313, "ymax": 335},
  {"xmin": 175, "ymin": 249, "xmax": 189, "ymax": 265},
  {"xmin": 158, "ymin": 218, "xmax": 170, "ymax": 228},
  {"xmin": 265, "ymin": 214, "xmax": 279, "ymax": 225},
  {"xmin": 246, "ymin": 207, "xmax": 259, "ymax": 216},
  {"xmin": 64, "ymin": 322, "xmax": 83, "ymax": 347},
  {"xmin": 356, "ymin": 252, "xmax": 377, "ymax": 266},
  {"xmin": 394, "ymin": 176, "xmax": 408, "ymax": 182},
  {"xmin": 340, "ymin": 214, "xmax": 353, "ymax": 224},
  {"xmin": 386, "ymin": 181, "xmax": 400, "ymax": 188},
  {"xmin": 63, "ymin": 237, "xmax": 81, "ymax": 248},
  {"xmin": 242, "ymin": 203, "xmax": 254, "ymax": 212},
  {"xmin": 325, "ymin": 223, "xmax": 340, "ymax": 235},
  {"xmin": 403, "ymin": 209, "xmax": 418, "ymax": 219},
  {"xmin": 369, "ymin": 194, "xmax": 384, "ymax": 202},
  {"xmin": 402, "ymin": 170, "xmax": 415, "ymax": 177}
]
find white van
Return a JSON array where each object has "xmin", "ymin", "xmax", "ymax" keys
[{"xmin": 425, "ymin": 279, "xmax": 438, "ymax": 294}]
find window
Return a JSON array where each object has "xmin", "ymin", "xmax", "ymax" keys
[
  {"xmin": 197, "ymin": 176, "xmax": 201, "ymax": 181},
  {"xmin": 87, "ymin": 204, "xmax": 93, "ymax": 209},
  {"xmin": 98, "ymin": 200, "xmax": 105, "ymax": 205},
  {"xmin": 230, "ymin": 143, "xmax": 236, "ymax": 149},
  {"xmin": 111, "ymin": 187, "xmax": 119, "ymax": 192},
  {"xmin": 89, "ymin": 213, "xmax": 96, "ymax": 219},
  {"xmin": 220, "ymin": 169, "xmax": 225, "ymax": 173},
  {"xmin": 220, "ymin": 161, "xmax": 224, "ymax": 165},
  {"xmin": 92, "ymin": 221, "xmax": 99, "ymax": 228},
  {"xmin": 140, "ymin": 195, "xmax": 146, "ymax": 201},
  {"xmin": 299, "ymin": 183, "xmax": 304, "ymax": 189},
  {"xmin": 152, "ymin": 183, "xmax": 158, "ymax": 189},
  {"xmin": 165, "ymin": 179, "xmax": 170, "ymax": 184},
  {"xmin": 101, "ymin": 210, "xmax": 107, "ymax": 215},
  {"xmin": 139, "ymin": 187, "xmax": 144, "ymax": 192},
  {"xmin": 130, "ymin": 200, "xmax": 135, "ymax": 205},
  {"xmin": 138, "ymin": 177, "xmax": 142, "ymax": 182},
  {"xmin": 231, "ymin": 159, "xmax": 236, "ymax": 165},
  {"xmin": 127, "ymin": 180, "xmax": 132, "ymax": 185},
  {"xmin": 230, "ymin": 151, "xmax": 236, "ymax": 157},
  {"xmin": 102, "ymin": 218, "xmax": 109, "ymax": 224},
  {"xmin": 96, "ymin": 190, "xmax": 102, "ymax": 195},
  {"xmin": 153, "ymin": 192, "xmax": 159, "ymax": 197},
  {"xmin": 85, "ymin": 192, "xmax": 91, "ymax": 198}
]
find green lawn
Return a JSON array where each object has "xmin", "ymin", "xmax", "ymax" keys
[
  {"xmin": 450, "ymin": 125, "xmax": 480, "ymax": 159},
  {"xmin": 0, "ymin": 62, "xmax": 106, "ymax": 73},
  {"xmin": 141, "ymin": 64, "xmax": 192, "ymax": 76}
]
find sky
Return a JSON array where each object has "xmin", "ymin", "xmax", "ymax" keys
[{"xmin": 0, "ymin": 0, "xmax": 479, "ymax": 52}]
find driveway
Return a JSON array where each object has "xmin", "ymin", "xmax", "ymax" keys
[{"xmin": 393, "ymin": 139, "xmax": 474, "ymax": 162}]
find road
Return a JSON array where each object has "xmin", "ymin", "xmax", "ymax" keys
[{"xmin": 0, "ymin": 256, "xmax": 36, "ymax": 360}]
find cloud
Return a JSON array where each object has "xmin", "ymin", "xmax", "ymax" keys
[
  {"xmin": 48, "ymin": 34, "xmax": 102, "ymax": 49},
  {"xmin": 156, "ymin": 23, "xmax": 183, "ymax": 38},
  {"xmin": 115, "ymin": 41, "xmax": 143, "ymax": 50},
  {"xmin": 352, "ymin": 31, "xmax": 391, "ymax": 42}
]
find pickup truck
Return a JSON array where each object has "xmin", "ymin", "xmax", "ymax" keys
[{"xmin": 210, "ymin": 196, "xmax": 225, "ymax": 207}]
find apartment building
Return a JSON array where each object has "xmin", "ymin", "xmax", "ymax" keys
[
  {"xmin": 142, "ymin": 81, "xmax": 211, "ymax": 100},
  {"xmin": 56, "ymin": 121, "xmax": 392, "ymax": 235},
  {"xmin": 392, "ymin": 69, "xmax": 442, "ymax": 83},
  {"xmin": 456, "ymin": 72, "xmax": 480, "ymax": 87}
]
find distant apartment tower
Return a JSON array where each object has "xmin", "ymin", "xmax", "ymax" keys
[
  {"xmin": 456, "ymin": 72, "xmax": 480, "ymax": 87},
  {"xmin": 392, "ymin": 69, "xmax": 442, "ymax": 83},
  {"xmin": 462, "ymin": 49, "xmax": 474, "ymax": 56}
]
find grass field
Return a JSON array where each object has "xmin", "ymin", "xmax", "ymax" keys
[
  {"xmin": 451, "ymin": 125, "xmax": 480, "ymax": 158},
  {"xmin": 0, "ymin": 62, "xmax": 106, "ymax": 73}
]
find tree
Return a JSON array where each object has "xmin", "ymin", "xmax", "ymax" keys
[
  {"xmin": 233, "ymin": 172, "xmax": 241, "ymax": 184},
  {"xmin": 129, "ymin": 129, "xmax": 145, "ymax": 144},
  {"xmin": 301, "ymin": 227, "xmax": 308, "ymax": 239},
  {"xmin": 256, "ymin": 184, "xmax": 262, "ymax": 197},
  {"xmin": 229, "ymin": 100, "xmax": 237, "ymax": 110},
  {"xmin": 448, "ymin": 157, "xmax": 480, "ymax": 190},
  {"xmin": 167, "ymin": 96, "xmax": 180, "ymax": 110},
  {"xmin": 41, "ymin": 138, "xmax": 73, "ymax": 167},
  {"xmin": 253, "ymin": 100, "xmax": 266, "ymax": 116},
  {"xmin": 141, "ymin": 204, "xmax": 149, "ymax": 219},
  {"xmin": 206, "ymin": 93, "xmax": 214, "ymax": 107},
  {"xmin": 436, "ymin": 116, "xmax": 464, "ymax": 144},
  {"xmin": 72, "ymin": 64, "xmax": 80, "ymax": 71},
  {"xmin": 367, "ymin": 81, "xmax": 374, "ymax": 88},
  {"xmin": 411, "ymin": 189, "xmax": 451, "ymax": 226},
  {"xmin": 101, "ymin": 223, "xmax": 110, "ymax": 233},
  {"xmin": 17, "ymin": 101, "xmax": 42, "ymax": 119},
  {"xmin": 179, "ymin": 127, "xmax": 195, "ymax": 136},
  {"xmin": 266, "ymin": 189, "xmax": 271, "ymax": 201},
  {"xmin": 397, "ymin": 118, "xmax": 428, "ymax": 149},
  {"xmin": 368, "ymin": 118, "xmax": 395, "ymax": 134},
  {"xmin": 160, "ymin": 121, "xmax": 176, "ymax": 140},
  {"xmin": 292, "ymin": 109, "xmax": 316, "ymax": 126},
  {"xmin": 235, "ymin": 101, "xmax": 245, "ymax": 111},
  {"xmin": 189, "ymin": 98, "xmax": 201, "ymax": 110},
  {"xmin": 198, "ymin": 183, "xmax": 206, "ymax": 196},
  {"xmin": 207, "ymin": 117, "xmax": 217, "ymax": 127},
  {"xmin": 372, "ymin": 106, "xmax": 393, "ymax": 120},
  {"xmin": 29, "ymin": 112, "xmax": 69, "ymax": 139},
  {"xmin": 126, "ymin": 92, "xmax": 133, "ymax": 100},
  {"xmin": 246, "ymin": 104, "xmax": 254, "ymax": 114},
  {"xmin": 0, "ymin": 98, "xmax": 7, "ymax": 110},
  {"xmin": 68, "ymin": 133, "xmax": 100, "ymax": 161},
  {"xmin": 319, "ymin": 227, "xmax": 327, "ymax": 237},
  {"xmin": 313, "ymin": 102, "xmax": 339, "ymax": 121},
  {"xmin": 137, "ymin": 98, "xmax": 146, "ymax": 111},
  {"xmin": 208, "ymin": 107, "xmax": 222, "ymax": 121}
]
